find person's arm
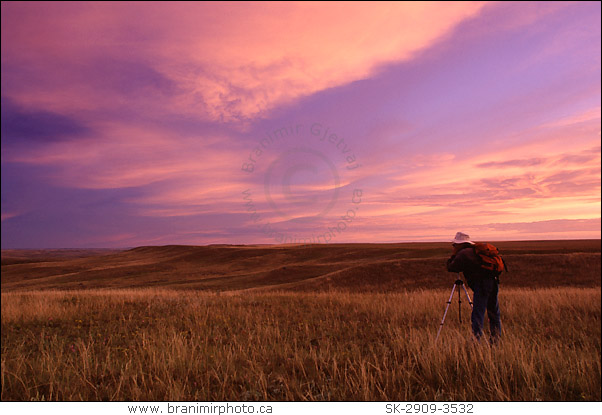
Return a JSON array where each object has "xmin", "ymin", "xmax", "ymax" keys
[{"xmin": 447, "ymin": 249, "xmax": 469, "ymax": 272}]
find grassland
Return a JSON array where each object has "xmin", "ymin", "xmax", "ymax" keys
[
  {"xmin": 2, "ymin": 240, "xmax": 600, "ymax": 292},
  {"xmin": 1, "ymin": 241, "xmax": 600, "ymax": 401},
  {"xmin": 1, "ymin": 288, "xmax": 600, "ymax": 401}
]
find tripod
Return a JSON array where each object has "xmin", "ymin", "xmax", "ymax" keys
[{"xmin": 435, "ymin": 278, "xmax": 473, "ymax": 341}]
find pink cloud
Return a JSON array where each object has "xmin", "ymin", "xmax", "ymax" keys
[{"xmin": 2, "ymin": 2, "xmax": 488, "ymax": 122}]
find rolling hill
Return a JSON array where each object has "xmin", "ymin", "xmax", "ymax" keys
[{"xmin": 1, "ymin": 240, "xmax": 600, "ymax": 292}]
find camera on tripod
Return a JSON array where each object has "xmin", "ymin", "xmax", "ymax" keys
[{"xmin": 435, "ymin": 276, "xmax": 473, "ymax": 342}]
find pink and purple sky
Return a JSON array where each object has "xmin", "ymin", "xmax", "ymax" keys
[{"xmin": 1, "ymin": 1, "xmax": 600, "ymax": 248}]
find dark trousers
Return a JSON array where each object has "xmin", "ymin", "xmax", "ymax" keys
[{"xmin": 469, "ymin": 277, "xmax": 501, "ymax": 342}]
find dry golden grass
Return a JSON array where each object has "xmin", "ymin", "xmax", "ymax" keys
[{"xmin": 2, "ymin": 287, "xmax": 600, "ymax": 401}]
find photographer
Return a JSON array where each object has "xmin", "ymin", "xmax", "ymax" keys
[{"xmin": 446, "ymin": 232, "xmax": 502, "ymax": 343}]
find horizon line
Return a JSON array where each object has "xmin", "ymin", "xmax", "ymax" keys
[{"xmin": 2, "ymin": 237, "xmax": 601, "ymax": 251}]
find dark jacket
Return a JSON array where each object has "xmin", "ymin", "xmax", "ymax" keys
[{"xmin": 447, "ymin": 244, "xmax": 492, "ymax": 288}]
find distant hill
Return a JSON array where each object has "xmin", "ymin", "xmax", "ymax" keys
[{"xmin": 1, "ymin": 240, "xmax": 600, "ymax": 292}]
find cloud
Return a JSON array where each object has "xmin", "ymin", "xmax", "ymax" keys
[
  {"xmin": 1, "ymin": 2, "xmax": 488, "ymax": 122},
  {"xmin": 1, "ymin": 212, "xmax": 19, "ymax": 222},
  {"xmin": 85, "ymin": 58, "xmax": 178, "ymax": 97},
  {"xmin": 541, "ymin": 106, "xmax": 601, "ymax": 129},
  {"xmin": 477, "ymin": 158, "xmax": 546, "ymax": 168},
  {"xmin": 484, "ymin": 218, "xmax": 601, "ymax": 234},
  {"xmin": 0, "ymin": 96, "xmax": 91, "ymax": 143}
]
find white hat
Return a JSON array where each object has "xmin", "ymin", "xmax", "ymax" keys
[{"xmin": 452, "ymin": 232, "xmax": 474, "ymax": 245}]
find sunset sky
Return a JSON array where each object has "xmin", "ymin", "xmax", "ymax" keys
[{"xmin": 1, "ymin": 1, "xmax": 600, "ymax": 248}]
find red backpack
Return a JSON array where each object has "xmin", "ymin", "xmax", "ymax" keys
[{"xmin": 473, "ymin": 243, "xmax": 507, "ymax": 276}]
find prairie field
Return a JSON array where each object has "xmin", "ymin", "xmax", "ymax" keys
[
  {"xmin": 1, "ymin": 241, "xmax": 600, "ymax": 401},
  {"xmin": 2, "ymin": 240, "xmax": 601, "ymax": 292},
  {"xmin": 1, "ymin": 288, "xmax": 600, "ymax": 401}
]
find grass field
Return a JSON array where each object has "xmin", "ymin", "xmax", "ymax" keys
[
  {"xmin": 1, "ymin": 241, "xmax": 600, "ymax": 401},
  {"xmin": 2, "ymin": 240, "xmax": 600, "ymax": 292},
  {"xmin": 1, "ymin": 288, "xmax": 600, "ymax": 401}
]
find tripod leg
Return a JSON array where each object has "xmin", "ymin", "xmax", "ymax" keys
[
  {"xmin": 458, "ymin": 286, "xmax": 462, "ymax": 323},
  {"xmin": 436, "ymin": 284, "xmax": 457, "ymax": 342},
  {"xmin": 461, "ymin": 284, "xmax": 473, "ymax": 309}
]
